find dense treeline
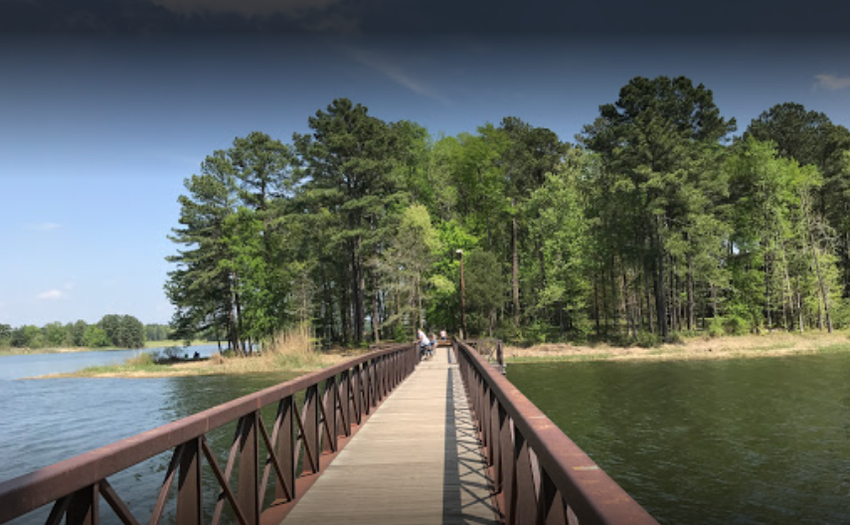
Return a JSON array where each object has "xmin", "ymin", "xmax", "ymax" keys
[
  {"xmin": 0, "ymin": 315, "xmax": 149, "ymax": 349},
  {"xmin": 166, "ymin": 77, "xmax": 850, "ymax": 349}
]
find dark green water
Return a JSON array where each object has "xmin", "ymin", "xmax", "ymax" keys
[{"xmin": 509, "ymin": 353, "xmax": 850, "ymax": 525}]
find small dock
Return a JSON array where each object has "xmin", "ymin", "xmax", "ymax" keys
[{"xmin": 281, "ymin": 346, "xmax": 498, "ymax": 524}]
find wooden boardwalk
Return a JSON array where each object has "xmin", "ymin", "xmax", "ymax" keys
[{"xmin": 281, "ymin": 346, "xmax": 499, "ymax": 524}]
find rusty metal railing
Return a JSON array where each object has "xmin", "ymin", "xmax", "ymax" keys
[
  {"xmin": 0, "ymin": 343, "xmax": 417, "ymax": 525},
  {"xmin": 454, "ymin": 339, "xmax": 658, "ymax": 525},
  {"xmin": 465, "ymin": 338, "xmax": 506, "ymax": 374}
]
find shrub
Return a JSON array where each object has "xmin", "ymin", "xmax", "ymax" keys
[
  {"xmin": 633, "ymin": 331, "xmax": 661, "ymax": 348},
  {"xmin": 707, "ymin": 317, "xmax": 725, "ymax": 338},
  {"xmin": 125, "ymin": 352, "xmax": 155, "ymax": 366},
  {"xmin": 723, "ymin": 315, "xmax": 751, "ymax": 335}
]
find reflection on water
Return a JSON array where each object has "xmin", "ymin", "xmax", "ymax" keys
[
  {"xmin": 0, "ymin": 349, "xmax": 300, "ymax": 524},
  {"xmin": 509, "ymin": 353, "xmax": 850, "ymax": 525}
]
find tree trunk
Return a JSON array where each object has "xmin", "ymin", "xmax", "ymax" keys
[
  {"xmin": 644, "ymin": 270, "xmax": 654, "ymax": 334},
  {"xmin": 371, "ymin": 270, "xmax": 380, "ymax": 344},
  {"xmin": 687, "ymin": 250, "xmax": 695, "ymax": 331},
  {"xmin": 511, "ymin": 198, "xmax": 520, "ymax": 326},
  {"xmin": 655, "ymin": 223, "xmax": 668, "ymax": 340},
  {"xmin": 233, "ymin": 273, "xmax": 246, "ymax": 356},
  {"xmin": 593, "ymin": 277, "xmax": 600, "ymax": 336},
  {"xmin": 803, "ymin": 193, "xmax": 833, "ymax": 333},
  {"xmin": 349, "ymin": 237, "xmax": 365, "ymax": 345},
  {"xmin": 765, "ymin": 250, "xmax": 772, "ymax": 330}
]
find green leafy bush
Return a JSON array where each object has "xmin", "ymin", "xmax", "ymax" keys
[{"xmin": 633, "ymin": 331, "xmax": 662, "ymax": 347}]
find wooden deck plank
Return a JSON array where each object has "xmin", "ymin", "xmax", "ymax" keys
[{"xmin": 280, "ymin": 346, "xmax": 498, "ymax": 525}]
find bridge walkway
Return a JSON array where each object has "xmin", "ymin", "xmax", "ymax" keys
[{"xmin": 280, "ymin": 345, "xmax": 498, "ymax": 524}]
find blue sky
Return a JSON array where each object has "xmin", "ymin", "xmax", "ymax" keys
[{"xmin": 1, "ymin": 25, "xmax": 849, "ymax": 326}]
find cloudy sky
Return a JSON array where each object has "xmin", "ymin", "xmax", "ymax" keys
[{"xmin": 1, "ymin": 1, "xmax": 849, "ymax": 326}]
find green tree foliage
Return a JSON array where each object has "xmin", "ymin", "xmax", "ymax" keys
[
  {"xmin": 464, "ymin": 250, "xmax": 506, "ymax": 336},
  {"xmin": 379, "ymin": 204, "xmax": 442, "ymax": 337},
  {"xmin": 746, "ymin": 103, "xmax": 850, "ymax": 297},
  {"xmin": 580, "ymin": 76, "xmax": 736, "ymax": 340},
  {"xmin": 43, "ymin": 322, "xmax": 67, "ymax": 347},
  {"xmin": 145, "ymin": 323, "xmax": 170, "ymax": 341},
  {"xmin": 294, "ymin": 99, "xmax": 417, "ymax": 345},
  {"xmin": 163, "ymin": 86, "xmax": 850, "ymax": 346},
  {"xmin": 98, "ymin": 314, "xmax": 145, "ymax": 348},
  {"xmin": 0, "ymin": 324, "xmax": 11, "ymax": 347},
  {"xmin": 524, "ymin": 154, "xmax": 591, "ymax": 339},
  {"xmin": 63, "ymin": 321, "xmax": 82, "ymax": 347},
  {"xmin": 166, "ymin": 132, "xmax": 298, "ymax": 355},
  {"xmin": 83, "ymin": 325, "xmax": 109, "ymax": 348}
]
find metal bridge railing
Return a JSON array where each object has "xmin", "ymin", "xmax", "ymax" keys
[
  {"xmin": 455, "ymin": 339, "xmax": 658, "ymax": 525},
  {"xmin": 0, "ymin": 343, "xmax": 417, "ymax": 525},
  {"xmin": 465, "ymin": 338, "xmax": 506, "ymax": 375}
]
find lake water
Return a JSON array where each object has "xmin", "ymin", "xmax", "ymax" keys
[
  {"xmin": 0, "ymin": 347, "xmax": 300, "ymax": 524},
  {"xmin": 3, "ymin": 349, "xmax": 850, "ymax": 524},
  {"xmin": 509, "ymin": 353, "xmax": 850, "ymax": 525}
]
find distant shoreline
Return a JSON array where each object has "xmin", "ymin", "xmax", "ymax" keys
[
  {"xmin": 30, "ymin": 348, "xmax": 364, "ymax": 379},
  {"xmin": 504, "ymin": 330, "xmax": 850, "ymax": 364},
  {"xmin": 0, "ymin": 340, "xmax": 215, "ymax": 357}
]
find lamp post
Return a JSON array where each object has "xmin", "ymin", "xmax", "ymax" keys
[{"xmin": 456, "ymin": 249, "xmax": 467, "ymax": 339}]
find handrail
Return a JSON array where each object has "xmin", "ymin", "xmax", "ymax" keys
[
  {"xmin": 0, "ymin": 343, "xmax": 418, "ymax": 525},
  {"xmin": 454, "ymin": 339, "xmax": 658, "ymax": 525},
  {"xmin": 465, "ymin": 338, "xmax": 506, "ymax": 374}
]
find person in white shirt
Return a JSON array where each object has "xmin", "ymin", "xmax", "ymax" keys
[{"xmin": 417, "ymin": 329, "xmax": 433, "ymax": 358}]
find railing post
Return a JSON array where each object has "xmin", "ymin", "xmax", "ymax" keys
[{"xmin": 176, "ymin": 437, "xmax": 202, "ymax": 524}]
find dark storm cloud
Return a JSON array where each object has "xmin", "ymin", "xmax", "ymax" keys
[{"xmin": 3, "ymin": 0, "xmax": 849, "ymax": 35}]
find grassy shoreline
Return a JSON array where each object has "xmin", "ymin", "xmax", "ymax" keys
[
  {"xmin": 39, "ymin": 353, "xmax": 348, "ymax": 379},
  {"xmin": 22, "ymin": 330, "xmax": 850, "ymax": 378},
  {"xmin": 0, "ymin": 340, "xmax": 214, "ymax": 357},
  {"xmin": 504, "ymin": 330, "xmax": 850, "ymax": 364}
]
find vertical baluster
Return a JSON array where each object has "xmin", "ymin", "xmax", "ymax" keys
[
  {"xmin": 176, "ymin": 437, "xmax": 202, "ymax": 524},
  {"xmin": 66, "ymin": 484, "xmax": 98, "ymax": 525},
  {"xmin": 275, "ymin": 396, "xmax": 295, "ymax": 502},
  {"xmin": 237, "ymin": 412, "xmax": 259, "ymax": 525}
]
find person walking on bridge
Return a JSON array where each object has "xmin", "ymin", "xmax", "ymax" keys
[{"xmin": 417, "ymin": 328, "xmax": 433, "ymax": 359}]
